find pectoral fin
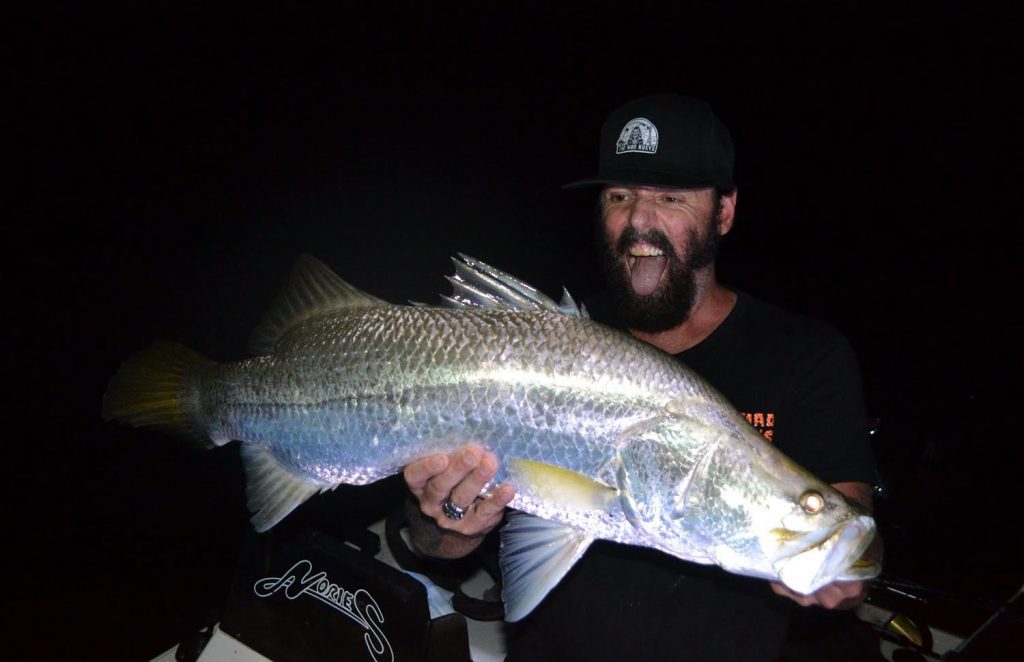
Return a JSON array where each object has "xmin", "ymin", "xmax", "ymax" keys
[
  {"xmin": 505, "ymin": 457, "xmax": 618, "ymax": 512},
  {"xmin": 499, "ymin": 511, "xmax": 595, "ymax": 622}
]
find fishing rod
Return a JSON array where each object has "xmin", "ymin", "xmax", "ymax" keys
[{"xmin": 871, "ymin": 575, "xmax": 1011, "ymax": 612}]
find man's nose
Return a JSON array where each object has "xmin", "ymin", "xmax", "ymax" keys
[{"xmin": 627, "ymin": 197, "xmax": 657, "ymax": 231}]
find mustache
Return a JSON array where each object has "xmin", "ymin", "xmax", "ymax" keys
[{"xmin": 615, "ymin": 228, "xmax": 678, "ymax": 260}]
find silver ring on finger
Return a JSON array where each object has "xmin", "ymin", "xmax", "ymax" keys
[{"xmin": 441, "ymin": 494, "xmax": 469, "ymax": 520}]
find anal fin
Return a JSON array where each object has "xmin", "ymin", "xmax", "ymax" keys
[{"xmin": 240, "ymin": 444, "xmax": 331, "ymax": 532}]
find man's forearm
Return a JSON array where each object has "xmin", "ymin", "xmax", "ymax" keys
[{"xmin": 405, "ymin": 498, "xmax": 488, "ymax": 559}]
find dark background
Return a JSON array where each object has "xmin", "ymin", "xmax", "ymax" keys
[{"xmin": 18, "ymin": 4, "xmax": 1021, "ymax": 659}]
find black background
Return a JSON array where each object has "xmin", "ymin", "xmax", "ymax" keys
[{"xmin": 18, "ymin": 4, "xmax": 1022, "ymax": 659}]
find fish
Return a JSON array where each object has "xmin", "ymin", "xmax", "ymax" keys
[{"xmin": 102, "ymin": 253, "xmax": 880, "ymax": 621}]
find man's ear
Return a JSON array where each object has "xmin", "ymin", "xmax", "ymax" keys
[{"xmin": 718, "ymin": 189, "xmax": 738, "ymax": 235}]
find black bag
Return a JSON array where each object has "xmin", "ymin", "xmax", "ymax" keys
[
  {"xmin": 383, "ymin": 502, "xmax": 505, "ymax": 623},
  {"xmin": 219, "ymin": 527, "xmax": 471, "ymax": 661}
]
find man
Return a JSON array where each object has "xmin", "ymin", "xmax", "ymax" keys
[{"xmin": 403, "ymin": 94, "xmax": 880, "ymax": 660}]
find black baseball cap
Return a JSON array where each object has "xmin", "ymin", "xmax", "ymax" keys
[{"xmin": 564, "ymin": 93, "xmax": 735, "ymax": 191}]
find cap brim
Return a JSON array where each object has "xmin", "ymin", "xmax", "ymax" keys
[{"xmin": 562, "ymin": 168, "xmax": 727, "ymax": 191}]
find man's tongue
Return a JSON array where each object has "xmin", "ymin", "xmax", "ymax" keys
[{"xmin": 630, "ymin": 255, "xmax": 667, "ymax": 296}]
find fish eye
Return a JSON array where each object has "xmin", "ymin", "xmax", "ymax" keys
[{"xmin": 799, "ymin": 490, "xmax": 825, "ymax": 514}]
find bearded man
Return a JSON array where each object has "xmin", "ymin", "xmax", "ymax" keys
[{"xmin": 403, "ymin": 94, "xmax": 881, "ymax": 661}]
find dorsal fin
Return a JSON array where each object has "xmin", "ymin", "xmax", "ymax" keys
[
  {"xmin": 441, "ymin": 254, "xmax": 588, "ymax": 317},
  {"xmin": 249, "ymin": 254, "xmax": 389, "ymax": 354}
]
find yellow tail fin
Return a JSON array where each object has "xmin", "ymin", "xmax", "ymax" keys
[{"xmin": 102, "ymin": 342, "xmax": 211, "ymax": 447}]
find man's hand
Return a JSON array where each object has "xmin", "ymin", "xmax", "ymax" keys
[
  {"xmin": 403, "ymin": 443, "xmax": 515, "ymax": 558},
  {"xmin": 770, "ymin": 580, "xmax": 868, "ymax": 610}
]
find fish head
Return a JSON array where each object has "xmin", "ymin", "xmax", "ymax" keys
[{"xmin": 618, "ymin": 420, "xmax": 879, "ymax": 594}]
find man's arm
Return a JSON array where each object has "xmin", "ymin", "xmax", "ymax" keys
[
  {"xmin": 770, "ymin": 480, "xmax": 883, "ymax": 609},
  {"xmin": 403, "ymin": 444, "xmax": 515, "ymax": 559}
]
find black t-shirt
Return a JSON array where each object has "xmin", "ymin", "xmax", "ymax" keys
[{"xmin": 505, "ymin": 290, "xmax": 877, "ymax": 661}]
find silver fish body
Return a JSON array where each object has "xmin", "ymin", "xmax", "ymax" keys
[
  {"xmin": 103, "ymin": 254, "xmax": 879, "ymax": 621},
  {"xmin": 202, "ymin": 305, "xmax": 706, "ymax": 491}
]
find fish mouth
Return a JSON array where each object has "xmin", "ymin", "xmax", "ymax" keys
[{"xmin": 772, "ymin": 515, "xmax": 878, "ymax": 594}]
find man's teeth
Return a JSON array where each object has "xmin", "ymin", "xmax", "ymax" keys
[
  {"xmin": 628, "ymin": 246, "xmax": 664, "ymax": 267},
  {"xmin": 629, "ymin": 246, "xmax": 664, "ymax": 257}
]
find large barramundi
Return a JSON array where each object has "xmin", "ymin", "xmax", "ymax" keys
[{"xmin": 103, "ymin": 254, "xmax": 879, "ymax": 621}]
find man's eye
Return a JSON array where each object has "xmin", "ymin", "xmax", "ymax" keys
[
  {"xmin": 661, "ymin": 196, "xmax": 680, "ymax": 204},
  {"xmin": 607, "ymin": 193, "xmax": 628, "ymax": 202}
]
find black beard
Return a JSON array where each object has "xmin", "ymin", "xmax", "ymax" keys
[{"xmin": 599, "ymin": 209, "xmax": 721, "ymax": 333}]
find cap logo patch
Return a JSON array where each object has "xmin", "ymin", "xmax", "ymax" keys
[{"xmin": 615, "ymin": 117, "xmax": 659, "ymax": 155}]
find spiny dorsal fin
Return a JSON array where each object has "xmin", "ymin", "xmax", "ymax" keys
[
  {"xmin": 441, "ymin": 254, "xmax": 588, "ymax": 317},
  {"xmin": 249, "ymin": 254, "xmax": 389, "ymax": 354}
]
